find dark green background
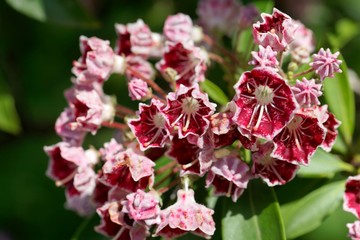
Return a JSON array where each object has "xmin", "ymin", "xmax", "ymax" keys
[{"xmin": 0, "ymin": 0, "xmax": 359, "ymax": 239}]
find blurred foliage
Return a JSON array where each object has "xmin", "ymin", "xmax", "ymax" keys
[{"xmin": 0, "ymin": 0, "xmax": 359, "ymax": 240}]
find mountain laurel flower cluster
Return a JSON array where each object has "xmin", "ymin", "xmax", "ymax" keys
[{"xmin": 45, "ymin": 2, "xmax": 345, "ymax": 239}]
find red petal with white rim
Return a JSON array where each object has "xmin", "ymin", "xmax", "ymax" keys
[
  {"xmin": 272, "ymin": 110, "xmax": 326, "ymax": 165},
  {"xmin": 233, "ymin": 68, "xmax": 297, "ymax": 140}
]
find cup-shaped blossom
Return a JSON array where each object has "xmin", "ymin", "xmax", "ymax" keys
[
  {"xmin": 65, "ymin": 86, "xmax": 105, "ymax": 134},
  {"xmin": 167, "ymin": 134, "xmax": 214, "ymax": 176},
  {"xmin": 72, "ymin": 36, "xmax": 115, "ymax": 85},
  {"xmin": 347, "ymin": 220, "xmax": 360, "ymax": 240},
  {"xmin": 253, "ymin": 8, "xmax": 298, "ymax": 52},
  {"xmin": 65, "ymin": 181, "xmax": 96, "ymax": 216},
  {"xmin": 318, "ymin": 105, "xmax": 341, "ymax": 152},
  {"xmin": 163, "ymin": 84, "xmax": 216, "ymax": 140},
  {"xmin": 155, "ymin": 189, "xmax": 215, "ymax": 239},
  {"xmin": 210, "ymin": 111, "xmax": 239, "ymax": 148},
  {"xmin": 289, "ymin": 20, "xmax": 315, "ymax": 63},
  {"xmin": 249, "ymin": 45, "xmax": 279, "ymax": 69},
  {"xmin": 157, "ymin": 42, "xmax": 207, "ymax": 87},
  {"xmin": 252, "ymin": 142, "xmax": 299, "ymax": 186},
  {"xmin": 44, "ymin": 142, "xmax": 82, "ymax": 184},
  {"xmin": 55, "ymin": 107, "xmax": 86, "ymax": 146},
  {"xmin": 197, "ymin": 0, "xmax": 242, "ymax": 36},
  {"xmin": 129, "ymin": 99, "xmax": 170, "ymax": 151},
  {"xmin": 233, "ymin": 68, "xmax": 297, "ymax": 140},
  {"xmin": 122, "ymin": 190, "xmax": 161, "ymax": 226},
  {"xmin": 309, "ymin": 48, "xmax": 342, "ymax": 80},
  {"xmin": 164, "ymin": 13, "xmax": 193, "ymax": 43},
  {"xmin": 99, "ymin": 138, "xmax": 124, "ymax": 162},
  {"xmin": 206, "ymin": 155, "xmax": 251, "ymax": 202},
  {"xmin": 344, "ymin": 175, "xmax": 360, "ymax": 218},
  {"xmin": 291, "ymin": 78, "xmax": 322, "ymax": 108},
  {"xmin": 100, "ymin": 146, "xmax": 155, "ymax": 192},
  {"xmin": 115, "ymin": 19, "xmax": 154, "ymax": 57},
  {"xmin": 272, "ymin": 110, "xmax": 326, "ymax": 166}
]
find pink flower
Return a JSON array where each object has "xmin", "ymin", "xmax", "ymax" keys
[
  {"xmin": 253, "ymin": 8, "xmax": 298, "ymax": 52},
  {"xmin": 125, "ymin": 55, "xmax": 155, "ymax": 80},
  {"xmin": 122, "ymin": 190, "xmax": 161, "ymax": 226},
  {"xmin": 347, "ymin": 220, "xmax": 360, "ymax": 240},
  {"xmin": 65, "ymin": 182, "xmax": 95, "ymax": 216},
  {"xmin": 249, "ymin": 45, "xmax": 279, "ymax": 69},
  {"xmin": 155, "ymin": 189, "xmax": 215, "ymax": 239},
  {"xmin": 272, "ymin": 109, "xmax": 326, "ymax": 166},
  {"xmin": 128, "ymin": 78, "xmax": 150, "ymax": 101},
  {"xmin": 289, "ymin": 20, "xmax": 315, "ymax": 63},
  {"xmin": 129, "ymin": 99, "xmax": 170, "ymax": 151},
  {"xmin": 163, "ymin": 84, "xmax": 216, "ymax": 140},
  {"xmin": 100, "ymin": 145, "xmax": 155, "ymax": 192},
  {"xmin": 72, "ymin": 36, "xmax": 115, "ymax": 85},
  {"xmin": 319, "ymin": 105, "xmax": 341, "ymax": 152},
  {"xmin": 157, "ymin": 42, "xmax": 207, "ymax": 87},
  {"xmin": 99, "ymin": 138, "xmax": 124, "ymax": 162},
  {"xmin": 55, "ymin": 107, "xmax": 86, "ymax": 146},
  {"xmin": 206, "ymin": 155, "xmax": 250, "ymax": 202},
  {"xmin": 115, "ymin": 19, "xmax": 154, "ymax": 57},
  {"xmin": 252, "ymin": 142, "xmax": 299, "ymax": 186},
  {"xmin": 167, "ymin": 134, "xmax": 214, "ymax": 176},
  {"xmin": 344, "ymin": 175, "xmax": 360, "ymax": 218},
  {"xmin": 65, "ymin": 86, "xmax": 105, "ymax": 134},
  {"xmin": 233, "ymin": 68, "xmax": 298, "ymax": 140},
  {"xmin": 291, "ymin": 78, "xmax": 322, "ymax": 108},
  {"xmin": 197, "ymin": 0, "xmax": 242, "ymax": 36},
  {"xmin": 310, "ymin": 48, "xmax": 342, "ymax": 80},
  {"xmin": 210, "ymin": 111, "xmax": 239, "ymax": 148},
  {"xmin": 164, "ymin": 13, "xmax": 193, "ymax": 43}
]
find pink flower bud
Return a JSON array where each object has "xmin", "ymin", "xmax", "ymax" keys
[{"xmin": 310, "ymin": 48, "xmax": 342, "ymax": 80}]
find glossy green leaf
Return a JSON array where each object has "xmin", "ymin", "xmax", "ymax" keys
[
  {"xmin": 328, "ymin": 19, "xmax": 359, "ymax": 50},
  {"xmin": 0, "ymin": 72, "xmax": 21, "ymax": 134},
  {"xmin": 222, "ymin": 180, "xmax": 286, "ymax": 240},
  {"xmin": 323, "ymin": 54, "xmax": 355, "ymax": 146},
  {"xmin": 253, "ymin": 0, "xmax": 274, "ymax": 14},
  {"xmin": 297, "ymin": 149, "xmax": 353, "ymax": 178},
  {"xmin": 201, "ymin": 80, "xmax": 229, "ymax": 106},
  {"xmin": 5, "ymin": 0, "xmax": 99, "ymax": 28},
  {"xmin": 281, "ymin": 180, "xmax": 345, "ymax": 239}
]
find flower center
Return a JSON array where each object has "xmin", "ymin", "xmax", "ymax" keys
[
  {"xmin": 287, "ymin": 115, "xmax": 303, "ymax": 131},
  {"xmin": 254, "ymin": 85, "xmax": 274, "ymax": 105},
  {"xmin": 182, "ymin": 97, "xmax": 199, "ymax": 115},
  {"xmin": 153, "ymin": 112, "xmax": 166, "ymax": 129}
]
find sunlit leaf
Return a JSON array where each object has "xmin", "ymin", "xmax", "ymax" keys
[
  {"xmin": 222, "ymin": 180, "xmax": 286, "ymax": 240},
  {"xmin": 201, "ymin": 79, "xmax": 229, "ymax": 106},
  {"xmin": 5, "ymin": 0, "xmax": 99, "ymax": 28},
  {"xmin": 297, "ymin": 149, "xmax": 353, "ymax": 178},
  {"xmin": 323, "ymin": 54, "xmax": 355, "ymax": 146},
  {"xmin": 281, "ymin": 180, "xmax": 345, "ymax": 239},
  {"xmin": 328, "ymin": 18, "xmax": 359, "ymax": 50},
  {"xmin": 0, "ymin": 71, "xmax": 21, "ymax": 134}
]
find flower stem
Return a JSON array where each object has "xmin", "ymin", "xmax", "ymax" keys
[
  {"xmin": 293, "ymin": 68, "xmax": 314, "ymax": 79},
  {"xmin": 157, "ymin": 179, "xmax": 180, "ymax": 194},
  {"xmin": 116, "ymin": 105, "xmax": 136, "ymax": 116},
  {"xmin": 101, "ymin": 121, "xmax": 128, "ymax": 130}
]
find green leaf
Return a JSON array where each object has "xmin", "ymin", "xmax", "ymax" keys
[
  {"xmin": 222, "ymin": 179, "xmax": 286, "ymax": 240},
  {"xmin": 0, "ymin": 71, "xmax": 21, "ymax": 135},
  {"xmin": 328, "ymin": 19, "xmax": 359, "ymax": 50},
  {"xmin": 252, "ymin": 0, "xmax": 274, "ymax": 14},
  {"xmin": 281, "ymin": 180, "xmax": 345, "ymax": 239},
  {"xmin": 201, "ymin": 80, "xmax": 229, "ymax": 106},
  {"xmin": 297, "ymin": 149, "xmax": 353, "ymax": 178},
  {"xmin": 323, "ymin": 54, "xmax": 355, "ymax": 146},
  {"xmin": 5, "ymin": 0, "xmax": 99, "ymax": 28}
]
